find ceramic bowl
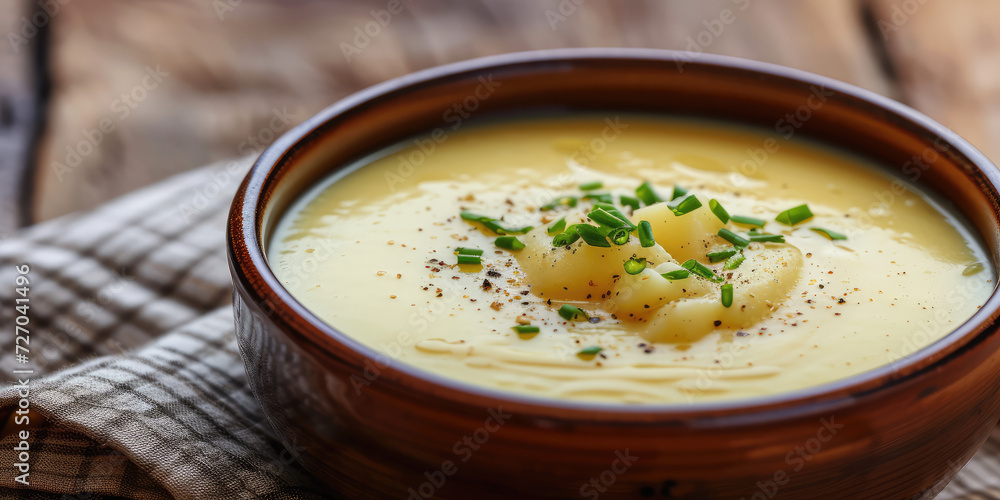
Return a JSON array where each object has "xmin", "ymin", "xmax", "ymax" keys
[{"xmin": 228, "ymin": 48, "xmax": 1000, "ymax": 499}]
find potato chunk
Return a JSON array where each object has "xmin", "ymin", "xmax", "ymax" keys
[
  {"xmin": 517, "ymin": 227, "xmax": 672, "ymax": 301},
  {"xmin": 633, "ymin": 199, "xmax": 726, "ymax": 262},
  {"xmin": 605, "ymin": 262, "xmax": 711, "ymax": 320},
  {"xmin": 641, "ymin": 245, "xmax": 803, "ymax": 343}
]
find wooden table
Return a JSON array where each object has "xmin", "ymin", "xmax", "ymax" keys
[{"xmin": 3, "ymin": 0, "xmax": 998, "ymax": 226}]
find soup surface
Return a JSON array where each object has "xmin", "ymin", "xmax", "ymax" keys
[{"xmin": 270, "ymin": 115, "xmax": 994, "ymax": 404}]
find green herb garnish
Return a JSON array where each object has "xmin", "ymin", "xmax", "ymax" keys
[
  {"xmin": 810, "ymin": 227, "xmax": 847, "ymax": 240},
  {"xmin": 552, "ymin": 226, "xmax": 581, "ymax": 246},
  {"xmin": 661, "ymin": 269, "xmax": 691, "ymax": 281},
  {"xmin": 667, "ymin": 194, "xmax": 702, "ymax": 216},
  {"xmin": 457, "ymin": 255, "xmax": 482, "ymax": 265},
  {"xmin": 577, "ymin": 346, "xmax": 603, "ymax": 359},
  {"xmin": 964, "ymin": 262, "xmax": 986, "ymax": 276},
  {"xmin": 461, "ymin": 211, "xmax": 533, "ymax": 235},
  {"xmin": 609, "ymin": 228, "xmax": 630, "ymax": 246},
  {"xmin": 709, "ymin": 199, "xmax": 730, "ymax": 224},
  {"xmin": 724, "ymin": 254, "xmax": 745, "ymax": 270},
  {"xmin": 575, "ymin": 224, "xmax": 611, "ymax": 247},
  {"xmin": 540, "ymin": 196, "xmax": 578, "ymax": 211},
  {"xmin": 707, "ymin": 248, "xmax": 738, "ymax": 263},
  {"xmin": 495, "ymin": 236, "xmax": 526, "ymax": 251},
  {"xmin": 579, "ymin": 181, "xmax": 603, "ymax": 191},
  {"xmin": 583, "ymin": 193, "xmax": 614, "ymax": 204},
  {"xmin": 638, "ymin": 220, "xmax": 655, "ymax": 248},
  {"xmin": 588, "ymin": 207, "xmax": 635, "ymax": 231},
  {"xmin": 636, "ymin": 181, "xmax": 662, "ymax": 205},
  {"xmin": 730, "ymin": 215, "xmax": 766, "ymax": 228},
  {"xmin": 454, "ymin": 247, "xmax": 483, "ymax": 256},
  {"xmin": 775, "ymin": 204, "xmax": 813, "ymax": 226},
  {"xmin": 624, "ymin": 256, "xmax": 647, "ymax": 275},
  {"xmin": 546, "ymin": 218, "xmax": 567, "ymax": 236},
  {"xmin": 721, "ymin": 283, "xmax": 733, "ymax": 308},
  {"xmin": 512, "ymin": 324, "xmax": 540, "ymax": 334},
  {"xmin": 681, "ymin": 259, "xmax": 724, "ymax": 283},
  {"xmin": 620, "ymin": 195, "xmax": 640, "ymax": 211},
  {"xmin": 559, "ymin": 304, "xmax": 588, "ymax": 321},
  {"xmin": 718, "ymin": 228, "xmax": 750, "ymax": 248},
  {"xmin": 749, "ymin": 233, "xmax": 786, "ymax": 244},
  {"xmin": 671, "ymin": 184, "xmax": 688, "ymax": 200}
]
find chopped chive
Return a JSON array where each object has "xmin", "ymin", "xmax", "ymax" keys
[
  {"xmin": 724, "ymin": 254, "xmax": 745, "ymax": 270},
  {"xmin": 661, "ymin": 269, "xmax": 691, "ymax": 281},
  {"xmin": 620, "ymin": 195, "xmax": 640, "ymax": 211},
  {"xmin": 775, "ymin": 204, "xmax": 814, "ymax": 226},
  {"xmin": 810, "ymin": 227, "xmax": 847, "ymax": 241},
  {"xmin": 577, "ymin": 346, "xmax": 603, "ymax": 359},
  {"xmin": 583, "ymin": 193, "xmax": 614, "ymax": 204},
  {"xmin": 606, "ymin": 208, "xmax": 636, "ymax": 230},
  {"xmin": 592, "ymin": 202, "xmax": 617, "ymax": 211},
  {"xmin": 558, "ymin": 304, "xmax": 588, "ymax": 321},
  {"xmin": 454, "ymin": 247, "xmax": 483, "ymax": 256},
  {"xmin": 707, "ymin": 248, "xmax": 738, "ymax": 263},
  {"xmin": 579, "ymin": 181, "xmax": 603, "ymax": 191},
  {"xmin": 481, "ymin": 219, "xmax": 533, "ymax": 235},
  {"xmin": 588, "ymin": 208, "xmax": 626, "ymax": 229},
  {"xmin": 636, "ymin": 181, "xmax": 662, "ymax": 205},
  {"xmin": 731, "ymin": 215, "xmax": 766, "ymax": 228},
  {"xmin": 457, "ymin": 254, "xmax": 482, "ymax": 265},
  {"xmin": 964, "ymin": 262, "xmax": 985, "ymax": 276},
  {"xmin": 460, "ymin": 211, "xmax": 488, "ymax": 221},
  {"xmin": 638, "ymin": 220, "xmax": 655, "ymax": 248},
  {"xmin": 709, "ymin": 199, "xmax": 730, "ymax": 224},
  {"xmin": 749, "ymin": 233, "xmax": 786, "ymax": 244},
  {"xmin": 718, "ymin": 228, "xmax": 750, "ymax": 248},
  {"xmin": 462, "ymin": 211, "xmax": 533, "ymax": 235},
  {"xmin": 552, "ymin": 226, "xmax": 580, "ymax": 246},
  {"xmin": 671, "ymin": 184, "xmax": 689, "ymax": 200},
  {"xmin": 546, "ymin": 218, "xmax": 567, "ymax": 236},
  {"xmin": 588, "ymin": 207, "xmax": 635, "ymax": 231},
  {"xmin": 667, "ymin": 194, "xmax": 702, "ymax": 216},
  {"xmin": 609, "ymin": 228, "xmax": 630, "ymax": 245},
  {"xmin": 721, "ymin": 283, "xmax": 733, "ymax": 308},
  {"xmin": 495, "ymin": 236, "xmax": 526, "ymax": 251},
  {"xmin": 624, "ymin": 256, "xmax": 647, "ymax": 275},
  {"xmin": 575, "ymin": 224, "xmax": 611, "ymax": 247},
  {"xmin": 512, "ymin": 324, "xmax": 540, "ymax": 334},
  {"xmin": 681, "ymin": 259, "xmax": 725, "ymax": 283},
  {"xmin": 540, "ymin": 196, "xmax": 579, "ymax": 211}
]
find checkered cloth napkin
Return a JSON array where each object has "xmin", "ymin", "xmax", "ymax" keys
[{"xmin": 0, "ymin": 158, "xmax": 997, "ymax": 499}]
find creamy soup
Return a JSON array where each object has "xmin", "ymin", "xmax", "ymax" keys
[{"xmin": 269, "ymin": 116, "xmax": 994, "ymax": 404}]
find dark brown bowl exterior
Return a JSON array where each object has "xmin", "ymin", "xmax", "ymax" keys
[{"xmin": 228, "ymin": 49, "xmax": 1000, "ymax": 499}]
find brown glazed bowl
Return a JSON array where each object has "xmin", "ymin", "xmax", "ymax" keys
[{"xmin": 228, "ymin": 49, "xmax": 1000, "ymax": 499}]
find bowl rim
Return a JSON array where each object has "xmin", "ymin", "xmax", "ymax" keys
[{"xmin": 228, "ymin": 47, "xmax": 1000, "ymax": 422}]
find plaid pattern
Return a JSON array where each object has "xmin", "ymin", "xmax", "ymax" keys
[{"xmin": 0, "ymin": 157, "xmax": 996, "ymax": 499}]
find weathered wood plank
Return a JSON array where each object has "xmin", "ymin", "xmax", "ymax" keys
[
  {"xmin": 31, "ymin": 0, "xmax": 892, "ymax": 221},
  {"xmin": 867, "ymin": 0, "xmax": 1000, "ymax": 164}
]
